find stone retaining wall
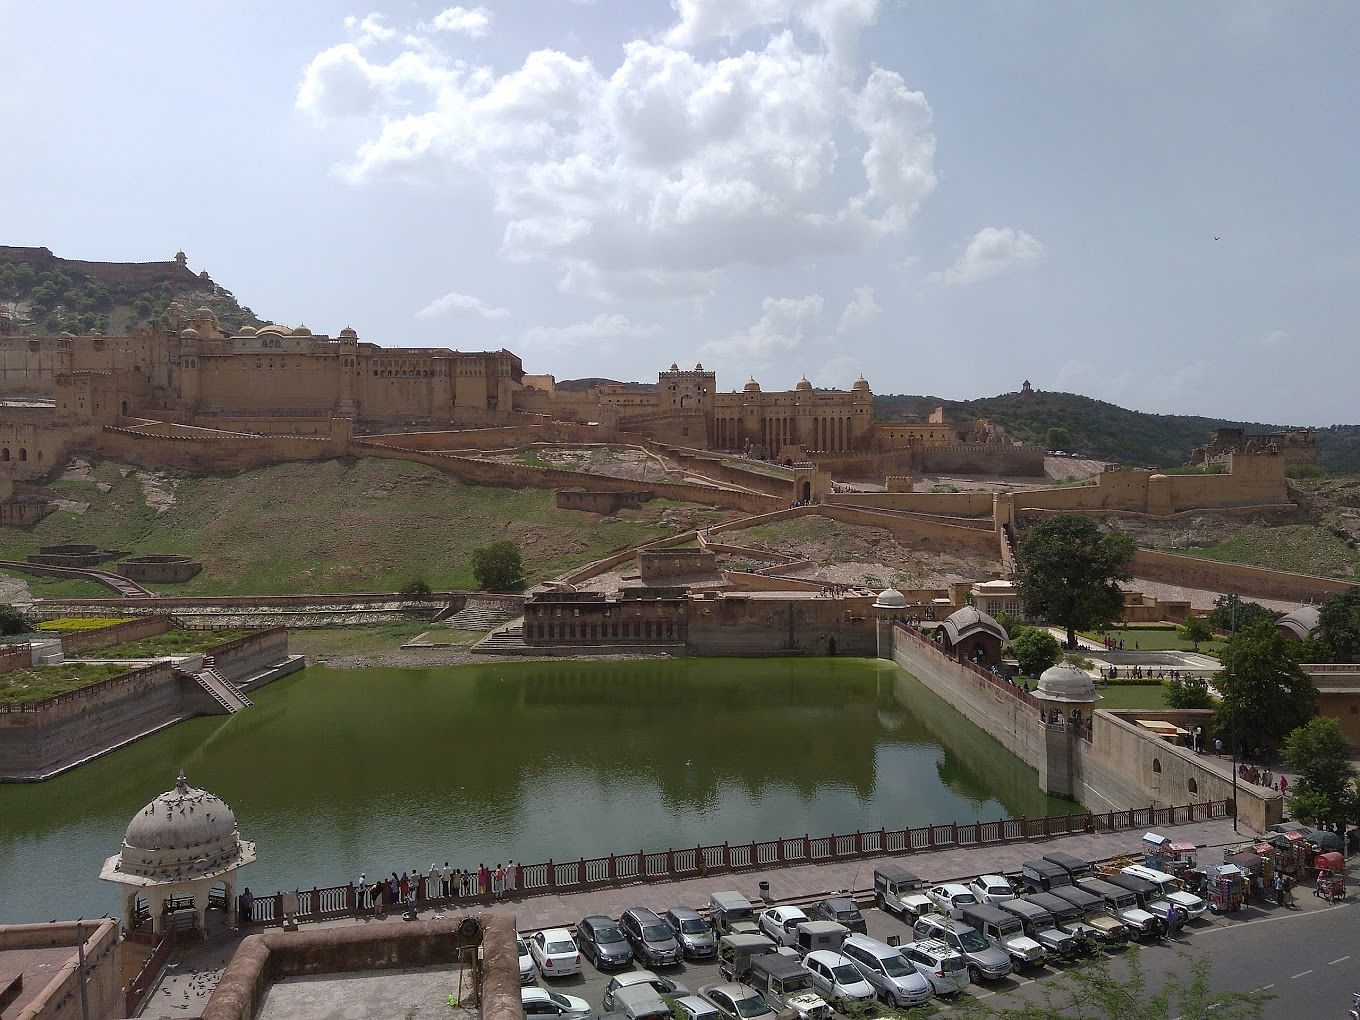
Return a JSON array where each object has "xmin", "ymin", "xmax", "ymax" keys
[
  {"xmin": 1131, "ymin": 548, "xmax": 1353, "ymax": 603},
  {"xmin": 0, "ymin": 920, "xmax": 121, "ymax": 1020},
  {"xmin": 57, "ymin": 614, "xmax": 171, "ymax": 656}
]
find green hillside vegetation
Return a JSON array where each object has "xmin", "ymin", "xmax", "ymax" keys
[
  {"xmin": 0, "ymin": 458, "xmax": 716, "ymax": 594},
  {"xmin": 874, "ymin": 389, "xmax": 1359, "ymax": 472},
  {"xmin": 0, "ymin": 255, "xmax": 263, "ymax": 335},
  {"xmin": 1182, "ymin": 524, "xmax": 1360, "ymax": 580}
]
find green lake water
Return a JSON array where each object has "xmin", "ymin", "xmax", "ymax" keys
[{"xmin": 0, "ymin": 658, "xmax": 1075, "ymax": 923}]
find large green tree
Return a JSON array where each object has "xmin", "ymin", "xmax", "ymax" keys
[
  {"xmin": 1213, "ymin": 621, "xmax": 1317, "ymax": 753},
  {"xmin": 1316, "ymin": 588, "xmax": 1360, "ymax": 663},
  {"xmin": 1009, "ymin": 627, "xmax": 1062, "ymax": 677},
  {"xmin": 1016, "ymin": 516, "xmax": 1134, "ymax": 648},
  {"xmin": 471, "ymin": 540, "xmax": 526, "ymax": 592},
  {"xmin": 1206, "ymin": 595, "xmax": 1276, "ymax": 634},
  {"xmin": 1283, "ymin": 717, "xmax": 1357, "ymax": 834}
]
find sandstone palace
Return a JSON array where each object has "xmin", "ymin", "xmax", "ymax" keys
[{"xmin": 0, "ymin": 303, "xmax": 1043, "ymax": 492}]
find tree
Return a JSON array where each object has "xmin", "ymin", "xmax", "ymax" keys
[
  {"xmin": 1316, "ymin": 588, "xmax": 1360, "ymax": 663},
  {"xmin": 1206, "ymin": 595, "xmax": 1275, "ymax": 634},
  {"xmin": 1016, "ymin": 516, "xmax": 1134, "ymax": 648},
  {"xmin": 1283, "ymin": 717, "xmax": 1357, "ymax": 834},
  {"xmin": 1213, "ymin": 621, "xmax": 1317, "ymax": 754},
  {"xmin": 1179, "ymin": 617, "xmax": 1213, "ymax": 649},
  {"xmin": 0, "ymin": 604, "xmax": 30, "ymax": 636},
  {"xmin": 1009, "ymin": 627, "xmax": 1061, "ymax": 677},
  {"xmin": 1166, "ymin": 675, "xmax": 1214, "ymax": 710},
  {"xmin": 937, "ymin": 946, "xmax": 1269, "ymax": 1019},
  {"xmin": 399, "ymin": 578, "xmax": 433, "ymax": 601},
  {"xmin": 471, "ymin": 540, "xmax": 525, "ymax": 592},
  {"xmin": 1045, "ymin": 426, "xmax": 1072, "ymax": 451}
]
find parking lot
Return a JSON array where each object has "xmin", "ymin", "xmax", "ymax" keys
[{"xmin": 518, "ymin": 875, "xmax": 1348, "ymax": 1018}]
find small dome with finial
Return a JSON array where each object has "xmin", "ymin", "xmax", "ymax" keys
[
  {"xmin": 744, "ymin": 377, "xmax": 761, "ymax": 393},
  {"xmin": 795, "ymin": 376, "xmax": 813, "ymax": 392}
]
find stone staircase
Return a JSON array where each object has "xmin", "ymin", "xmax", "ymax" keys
[
  {"xmin": 194, "ymin": 661, "xmax": 253, "ymax": 714},
  {"xmin": 441, "ymin": 598, "xmax": 524, "ymax": 631},
  {"xmin": 472, "ymin": 625, "xmax": 528, "ymax": 652}
]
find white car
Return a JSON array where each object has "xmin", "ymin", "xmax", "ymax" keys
[
  {"xmin": 700, "ymin": 983, "xmax": 777, "ymax": 1020},
  {"xmin": 674, "ymin": 995, "xmax": 721, "ymax": 1020},
  {"xmin": 522, "ymin": 987, "xmax": 592, "ymax": 1020},
  {"xmin": 1120, "ymin": 865, "xmax": 1207, "ymax": 921},
  {"xmin": 603, "ymin": 971, "xmax": 691, "ymax": 1012},
  {"xmin": 758, "ymin": 906, "xmax": 808, "ymax": 947},
  {"xmin": 926, "ymin": 884, "xmax": 978, "ymax": 919},
  {"xmin": 530, "ymin": 928, "xmax": 582, "ymax": 978},
  {"xmin": 802, "ymin": 951, "xmax": 876, "ymax": 1010},
  {"xmin": 968, "ymin": 875, "xmax": 1016, "ymax": 905},
  {"xmin": 902, "ymin": 939, "xmax": 970, "ymax": 996},
  {"xmin": 517, "ymin": 937, "xmax": 536, "ymax": 984}
]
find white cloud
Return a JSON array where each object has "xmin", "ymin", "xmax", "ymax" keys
[
  {"xmin": 522, "ymin": 313, "xmax": 658, "ymax": 349},
  {"xmin": 297, "ymin": 0, "xmax": 939, "ymax": 300},
  {"xmin": 430, "ymin": 6, "xmax": 492, "ymax": 37},
  {"xmin": 933, "ymin": 226, "xmax": 1044, "ymax": 285},
  {"xmin": 344, "ymin": 13, "xmax": 397, "ymax": 47},
  {"xmin": 415, "ymin": 291, "xmax": 509, "ymax": 320},
  {"xmin": 836, "ymin": 285, "xmax": 879, "ymax": 334},
  {"xmin": 1261, "ymin": 329, "xmax": 1289, "ymax": 347},
  {"xmin": 701, "ymin": 294, "xmax": 824, "ymax": 365}
]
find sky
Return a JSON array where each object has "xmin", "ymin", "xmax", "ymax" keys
[{"xmin": 1, "ymin": 1, "xmax": 1357, "ymax": 424}]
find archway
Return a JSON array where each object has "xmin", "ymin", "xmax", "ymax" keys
[
  {"xmin": 800, "ymin": 481, "xmax": 811, "ymax": 501},
  {"xmin": 1, "ymin": 448, "xmax": 8, "ymax": 461},
  {"xmin": 121, "ymin": 399, "xmax": 129, "ymax": 415},
  {"xmin": 17, "ymin": 448, "xmax": 26, "ymax": 462}
]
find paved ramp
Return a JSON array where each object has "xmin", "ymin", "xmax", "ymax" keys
[{"xmin": 194, "ymin": 666, "xmax": 253, "ymax": 714}]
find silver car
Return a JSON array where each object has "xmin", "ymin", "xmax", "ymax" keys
[
  {"xmin": 913, "ymin": 914, "xmax": 1012, "ymax": 982},
  {"xmin": 665, "ymin": 906, "xmax": 719, "ymax": 959},
  {"xmin": 839, "ymin": 934, "xmax": 933, "ymax": 1008}
]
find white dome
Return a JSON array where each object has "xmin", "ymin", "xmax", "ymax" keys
[
  {"xmin": 179, "ymin": 327, "xmax": 200, "ymax": 340},
  {"xmin": 103, "ymin": 773, "xmax": 255, "ymax": 886},
  {"xmin": 874, "ymin": 587, "xmax": 908, "ymax": 609},
  {"xmin": 237, "ymin": 325, "xmax": 258, "ymax": 337},
  {"xmin": 1037, "ymin": 663, "xmax": 1100, "ymax": 704}
]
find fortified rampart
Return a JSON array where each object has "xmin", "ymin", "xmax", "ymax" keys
[
  {"xmin": 885, "ymin": 623, "xmax": 1280, "ymax": 831},
  {"xmin": 0, "ymin": 919, "xmax": 123, "ymax": 1020},
  {"xmin": 1130, "ymin": 549, "xmax": 1353, "ymax": 603}
]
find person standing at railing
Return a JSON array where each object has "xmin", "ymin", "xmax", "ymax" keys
[
  {"xmin": 478, "ymin": 862, "xmax": 490, "ymax": 897},
  {"xmin": 240, "ymin": 887, "xmax": 254, "ymax": 925},
  {"xmin": 429, "ymin": 864, "xmax": 440, "ymax": 901},
  {"xmin": 441, "ymin": 862, "xmax": 452, "ymax": 898},
  {"xmin": 506, "ymin": 859, "xmax": 517, "ymax": 896},
  {"xmin": 371, "ymin": 879, "xmax": 384, "ymax": 917}
]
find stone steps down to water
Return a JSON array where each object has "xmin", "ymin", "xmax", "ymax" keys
[{"xmin": 440, "ymin": 601, "xmax": 524, "ymax": 631}]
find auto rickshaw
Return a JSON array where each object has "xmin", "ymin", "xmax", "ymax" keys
[{"xmin": 1314, "ymin": 851, "xmax": 1346, "ymax": 902}]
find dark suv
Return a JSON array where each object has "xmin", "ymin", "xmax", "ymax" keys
[
  {"xmin": 577, "ymin": 914, "xmax": 634, "ymax": 969},
  {"xmin": 809, "ymin": 897, "xmax": 867, "ymax": 935},
  {"xmin": 621, "ymin": 907, "xmax": 684, "ymax": 967}
]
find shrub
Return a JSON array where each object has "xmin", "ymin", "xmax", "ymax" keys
[
  {"xmin": 471, "ymin": 541, "xmax": 526, "ymax": 592},
  {"xmin": 1009, "ymin": 627, "xmax": 1061, "ymax": 677},
  {"xmin": 0, "ymin": 604, "xmax": 31, "ymax": 636},
  {"xmin": 399, "ymin": 579, "xmax": 433, "ymax": 601}
]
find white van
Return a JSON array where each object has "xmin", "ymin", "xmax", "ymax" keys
[{"xmin": 1120, "ymin": 865, "xmax": 1207, "ymax": 920}]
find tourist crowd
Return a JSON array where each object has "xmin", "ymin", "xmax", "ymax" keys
[{"xmin": 354, "ymin": 862, "xmax": 519, "ymax": 914}]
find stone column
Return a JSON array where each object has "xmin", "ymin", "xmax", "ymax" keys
[{"xmin": 147, "ymin": 888, "xmax": 169, "ymax": 936}]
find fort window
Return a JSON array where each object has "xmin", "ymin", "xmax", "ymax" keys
[
  {"xmin": 1187, "ymin": 778, "xmax": 1198, "ymax": 794},
  {"xmin": 18, "ymin": 448, "xmax": 26, "ymax": 461},
  {"xmin": 1, "ymin": 449, "xmax": 8, "ymax": 461},
  {"xmin": 1152, "ymin": 758, "xmax": 1162, "ymax": 774}
]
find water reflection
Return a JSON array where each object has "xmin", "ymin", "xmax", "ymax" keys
[{"xmin": 0, "ymin": 657, "xmax": 1074, "ymax": 923}]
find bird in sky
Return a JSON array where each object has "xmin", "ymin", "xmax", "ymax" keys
[{"xmin": 1213, "ymin": 235, "xmax": 1221, "ymax": 241}]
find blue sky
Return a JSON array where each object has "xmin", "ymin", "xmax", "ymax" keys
[{"xmin": 2, "ymin": 1, "xmax": 1356, "ymax": 423}]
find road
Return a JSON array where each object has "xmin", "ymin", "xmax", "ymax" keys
[{"xmin": 524, "ymin": 897, "xmax": 1359, "ymax": 1018}]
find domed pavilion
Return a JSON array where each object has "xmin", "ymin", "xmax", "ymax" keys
[
  {"xmin": 1034, "ymin": 663, "xmax": 1101, "ymax": 727},
  {"xmin": 100, "ymin": 772, "xmax": 256, "ymax": 936}
]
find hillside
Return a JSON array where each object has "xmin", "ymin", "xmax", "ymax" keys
[
  {"xmin": 875, "ymin": 390, "xmax": 1358, "ymax": 471},
  {"xmin": 0, "ymin": 457, "xmax": 728, "ymax": 596},
  {"xmin": 0, "ymin": 245, "xmax": 263, "ymax": 336}
]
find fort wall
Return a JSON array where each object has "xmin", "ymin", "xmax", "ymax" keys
[
  {"xmin": 0, "ymin": 919, "xmax": 122, "ymax": 1020},
  {"xmin": 1130, "ymin": 548, "xmax": 1354, "ymax": 603},
  {"xmin": 57, "ymin": 614, "xmax": 171, "ymax": 656},
  {"xmin": 824, "ymin": 490, "xmax": 994, "ymax": 516}
]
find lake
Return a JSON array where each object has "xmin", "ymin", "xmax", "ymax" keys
[{"xmin": 0, "ymin": 657, "xmax": 1074, "ymax": 922}]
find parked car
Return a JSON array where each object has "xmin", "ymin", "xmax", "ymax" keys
[
  {"xmin": 926, "ymin": 884, "xmax": 978, "ymax": 919},
  {"xmin": 900, "ymin": 939, "xmax": 971, "ymax": 996},
  {"xmin": 673, "ymin": 995, "xmax": 721, "ymax": 1020},
  {"xmin": 996, "ymin": 899, "xmax": 1079, "ymax": 958},
  {"xmin": 874, "ymin": 864, "xmax": 935, "ymax": 919},
  {"xmin": 523, "ymin": 987, "xmax": 592, "ymax": 1020},
  {"xmin": 758, "ymin": 905, "xmax": 809, "ymax": 947},
  {"xmin": 802, "ymin": 951, "xmax": 876, "ymax": 1011},
  {"xmin": 959, "ymin": 903, "xmax": 1047, "ymax": 968},
  {"xmin": 665, "ymin": 907, "xmax": 718, "ymax": 959},
  {"xmin": 794, "ymin": 920, "xmax": 849, "ymax": 958},
  {"xmin": 839, "ymin": 934, "xmax": 933, "ymax": 1008},
  {"xmin": 603, "ymin": 972, "xmax": 692, "ymax": 1012},
  {"xmin": 718, "ymin": 934, "xmax": 777, "ymax": 982},
  {"xmin": 709, "ymin": 892, "xmax": 760, "ymax": 936},
  {"xmin": 530, "ymin": 928, "xmax": 583, "ymax": 978},
  {"xmin": 1074, "ymin": 878, "xmax": 1159, "ymax": 938},
  {"xmin": 1120, "ymin": 865, "xmax": 1207, "ymax": 920},
  {"xmin": 747, "ymin": 950, "xmax": 833, "ymax": 1020},
  {"xmin": 518, "ymin": 937, "xmax": 536, "ymax": 984},
  {"xmin": 611, "ymin": 985, "xmax": 673, "ymax": 1020},
  {"xmin": 1043, "ymin": 886, "xmax": 1130, "ymax": 947},
  {"xmin": 968, "ymin": 875, "xmax": 1016, "ymax": 905},
  {"xmin": 699, "ymin": 982, "xmax": 777, "ymax": 1020},
  {"xmin": 1020, "ymin": 860, "xmax": 1071, "ymax": 893},
  {"xmin": 809, "ymin": 896, "xmax": 867, "ymax": 935},
  {"xmin": 1023, "ymin": 892, "xmax": 1099, "ymax": 953},
  {"xmin": 1042, "ymin": 852, "xmax": 1094, "ymax": 882},
  {"xmin": 577, "ymin": 915, "xmax": 634, "ymax": 969},
  {"xmin": 622, "ymin": 907, "xmax": 685, "ymax": 967},
  {"xmin": 912, "ymin": 914, "xmax": 1012, "ymax": 983}
]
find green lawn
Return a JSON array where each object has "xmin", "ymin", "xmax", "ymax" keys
[
  {"xmin": 0, "ymin": 458, "xmax": 688, "ymax": 595},
  {"xmin": 1082, "ymin": 627, "xmax": 1223, "ymax": 655},
  {"xmin": 287, "ymin": 622, "xmax": 438, "ymax": 660},
  {"xmin": 96, "ymin": 628, "xmax": 257, "ymax": 658},
  {"xmin": 1094, "ymin": 684, "xmax": 1170, "ymax": 710},
  {"xmin": 0, "ymin": 661, "xmax": 135, "ymax": 703}
]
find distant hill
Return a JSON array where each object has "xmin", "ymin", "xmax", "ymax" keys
[
  {"xmin": 875, "ymin": 390, "xmax": 1358, "ymax": 471},
  {"xmin": 0, "ymin": 245, "xmax": 264, "ymax": 336}
]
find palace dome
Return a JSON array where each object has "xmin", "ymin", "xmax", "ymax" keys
[
  {"xmin": 744, "ymin": 377, "xmax": 761, "ymax": 393},
  {"xmin": 238, "ymin": 325, "xmax": 258, "ymax": 337},
  {"xmin": 179, "ymin": 327, "xmax": 200, "ymax": 340},
  {"xmin": 339, "ymin": 326, "xmax": 358, "ymax": 339},
  {"xmin": 852, "ymin": 375, "xmax": 870, "ymax": 391},
  {"xmin": 107, "ymin": 773, "xmax": 255, "ymax": 885},
  {"xmin": 795, "ymin": 376, "xmax": 813, "ymax": 391},
  {"xmin": 293, "ymin": 323, "xmax": 312, "ymax": 337},
  {"xmin": 194, "ymin": 306, "xmax": 215, "ymax": 319},
  {"xmin": 874, "ymin": 587, "xmax": 907, "ymax": 610},
  {"xmin": 1036, "ymin": 663, "xmax": 1100, "ymax": 704},
  {"xmin": 257, "ymin": 324, "xmax": 291, "ymax": 336},
  {"xmin": 941, "ymin": 605, "xmax": 1007, "ymax": 645}
]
